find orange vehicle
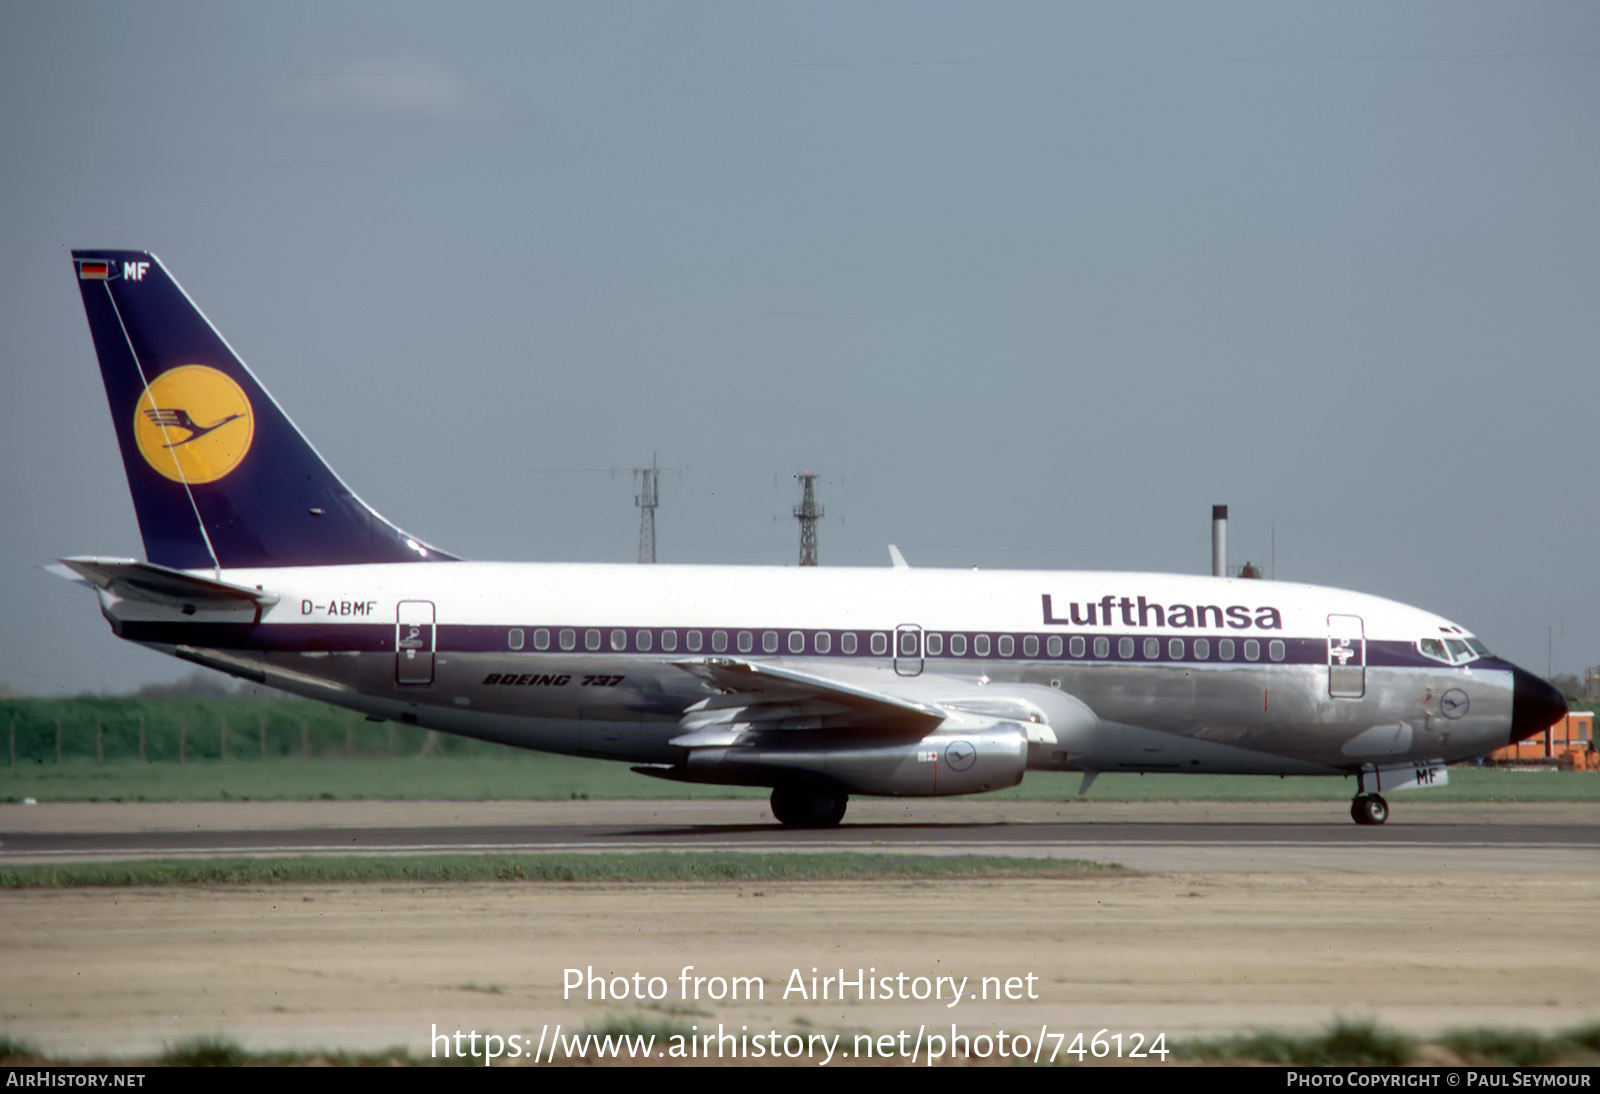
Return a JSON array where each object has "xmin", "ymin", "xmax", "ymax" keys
[{"xmin": 1485, "ymin": 710, "xmax": 1595, "ymax": 770}]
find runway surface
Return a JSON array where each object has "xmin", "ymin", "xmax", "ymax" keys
[{"xmin": 5, "ymin": 800, "xmax": 1596, "ymax": 872}]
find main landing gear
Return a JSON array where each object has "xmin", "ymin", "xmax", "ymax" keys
[
  {"xmin": 770, "ymin": 784, "xmax": 849, "ymax": 828},
  {"xmin": 1350, "ymin": 793, "xmax": 1389, "ymax": 826}
]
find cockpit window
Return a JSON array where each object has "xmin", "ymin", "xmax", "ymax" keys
[
  {"xmin": 1418, "ymin": 638, "xmax": 1450, "ymax": 663},
  {"xmin": 1419, "ymin": 635, "xmax": 1483, "ymax": 665}
]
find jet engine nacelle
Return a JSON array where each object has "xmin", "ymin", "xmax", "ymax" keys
[
  {"xmin": 937, "ymin": 685, "xmax": 1102, "ymax": 771},
  {"xmin": 680, "ymin": 717, "xmax": 1029, "ymax": 797}
]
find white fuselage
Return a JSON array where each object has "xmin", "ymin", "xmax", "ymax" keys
[{"xmin": 101, "ymin": 561, "xmax": 1521, "ymax": 781}]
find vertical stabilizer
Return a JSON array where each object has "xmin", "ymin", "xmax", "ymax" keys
[{"xmin": 71, "ymin": 250, "xmax": 456, "ymax": 569}]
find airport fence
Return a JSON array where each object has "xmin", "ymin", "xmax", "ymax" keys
[{"xmin": 0, "ymin": 698, "xmax": 484, "ymax": 765}]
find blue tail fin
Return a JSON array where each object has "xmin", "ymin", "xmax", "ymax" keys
[{"xmin": 71, "ymin": 250, "xmax": 457, "ymax": 569}]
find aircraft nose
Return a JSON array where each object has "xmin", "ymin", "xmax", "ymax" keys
[{"xmin": 1508, "ymin": 664, "xmax": 1567, "ymax": 744}]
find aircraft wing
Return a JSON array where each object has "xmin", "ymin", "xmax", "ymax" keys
[{"xmin": 670, "ymin": 657, "xmax": 946, "ymax": 746}]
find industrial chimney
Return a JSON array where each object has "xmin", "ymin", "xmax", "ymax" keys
[{"xmin": 1212, "ymin": 505, "xmax": 1228, "ymax": 578}]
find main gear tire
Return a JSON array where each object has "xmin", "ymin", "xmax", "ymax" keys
[
  {"xmin": 1350, "ymin": 793, "xmax": 1389, "ymax": 826},
  {"xmin": 770, "ymin": 785, "xmax": 848, "ymax": 828}
]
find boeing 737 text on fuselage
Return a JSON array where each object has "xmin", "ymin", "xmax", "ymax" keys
[{"xmin": 56, "ymin": 250, "xmax": 1567, "ymax": 826}]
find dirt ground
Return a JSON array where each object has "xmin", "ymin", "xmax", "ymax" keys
[{"xmin": 5, "ymin": 869, "xmax": 1597, "ymax": 1062}]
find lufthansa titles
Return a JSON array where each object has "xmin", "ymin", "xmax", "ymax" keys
[{"xmin": 1042, "ymin": 594, "xmax": 1282, "ymax": 631}]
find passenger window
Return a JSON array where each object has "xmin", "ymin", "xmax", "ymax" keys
[
  {"xmin": 899, "ymin": 631, "xmax": 919, "ymax": 656},
  {"xmin": 1070, "ymin": 636, "xmax": 1085, "ymax": 657},
  {"xmin": 1143, "ymin": 637, "xmax": 1159, "ymax": 659},
  {"xmin": 636, "ymin": 630, "xmax": 652, "ymax": 652},
  {"xmin": 712, "ymin": 630, "xmax": 728, "ymax": 653},
  {"xmin": 1218, "ymin": 638, "xmax": 1235, "ymax": 660},
  {"xmin": 687, "ymin": 630, "xmax": 703, "ymax": 652},
  {"xmin": 1169, "ymin": 638, "xmax": 1184, "ymax": 660},
  {"xmin": 926, "ymin": 633, "xmax": 943, "ymax": 656},
  {"xmin": 1269, "ymin": 639, "xmax": 1284, "ymax": 662},
  {"xmin": 763, "ymin": 631, "xmax": 779, "ymax": 653},
  {"xmin": 661, "ymin": 630, "xmax": 677, "ymax": 652},
  {"xmin": 1119, "ymin": 637, "xmax": 1134, "ymax": 659},
  {"xmin": 1047, "ymin": 635, "xmax": 1063, "ymax": 657},
  {"xmin": 1093, "ymin": 637, "xmax": 1109, "ymax": 658},
  {"xmin": 508, "ymin": 628, "xmax": 524, "ymax": 651},
  {"xmin": 998, "ymin": 635, "xmax": 1014, "ymax": 657},
  {"xmin": 816, "ymin": 632, "xmax": 831, "ymax": 654},
  {"xmin": 974, "ymin": 635, "xmax": 991, "ymax": 656},
  {"xmin": 1193, "ymin": 638, "xmax": 1210, "ymax": 660},
  {"xmin": 871, "ymin": 632, "xmax": 888, "ymax": 656},
  {"xmin": 1244, "ymin": 639, "xmax": 1260, "ymax": 662},
  {"xmin": 950, "ymin": 634, "xmax": 967, "ymax": 656},
  {"xmin": 610, "ymin": 629, "xmax": 626, "ymax": 651},
  {"xmin": 788, "ymin": 631, "xmax": 804, "ymax": 654},
  {"xmin": 842, "ymin": 633, "xmax": 858, "ymax": 655},
  {"xmin": 559, "ymin": 628, "xmax": 576, "ymax": 651},
  {"xmin": 534, "ymin": 628, "xmax": 550, "ymax": 651},
  {"xmin": 585, "ymin": 629, "xmax": 601, "ymax": 651},
  {"xmin": 738, "ymin": 631, "xmax": 753, "ymax": 653}
]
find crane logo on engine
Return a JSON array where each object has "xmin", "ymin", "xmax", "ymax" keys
[{"xmin": 944, "ymin": 740, "xmax": 977, "ymax": 771}]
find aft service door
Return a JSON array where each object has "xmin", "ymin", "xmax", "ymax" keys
[
  {"xmin": 396, "ymin": 600, "xmax": 436, "ymax": 686},
  {"xmin": 894, "ymin": 624, "xmax": 923, "ymax": 677},
  {"xmin": 1327, "ymin": 613, "xmax": 1365, "ymax": 699}
]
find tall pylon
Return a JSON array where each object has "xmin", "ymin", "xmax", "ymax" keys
[
  {"xmin": 523, "ymin": 456, "xmax": 683, "ymax": 563},
  {"xmin": 794, "ymin": 471, "xmax": 823, "ymax": 566},
  {"xmin": 635, "ymin": 454, "xmax": 660, "ymax": 564}
]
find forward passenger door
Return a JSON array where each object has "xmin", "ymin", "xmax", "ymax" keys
[{"xmin": 1327, "ymin": 614, "xmax": 1365, "ymax": 699}]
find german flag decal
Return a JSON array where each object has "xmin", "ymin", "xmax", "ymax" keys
[{"xmin": 78, "ymin": 260, "xmax": 111, "ymax": 280}]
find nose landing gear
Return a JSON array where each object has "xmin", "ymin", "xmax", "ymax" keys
[{"xmin": 1351, "ymin": 793, "xmax": 1389, "ymax": 826}]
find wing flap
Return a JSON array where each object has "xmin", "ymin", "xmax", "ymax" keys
[{"xmin": 671, "ymin": 657, "xmax": 946, "ymax": 744}]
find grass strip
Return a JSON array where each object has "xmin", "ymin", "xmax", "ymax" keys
[
  {"xmin": 1436, "ymin": 1024, "xmax": 1600, "ymax": 1066},
  {"xmin": 1177, "ymin": 1018, "xmax": 1600, "ymax": 1066},
  {"xmin": 0, "ymin": 851, "xmax": 1119, "ymax": 888},
  {"xmin": 1176, "ymin": 1018, "xmax": 1415, "ymax": 1066}
]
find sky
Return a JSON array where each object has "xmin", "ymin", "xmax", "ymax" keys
[{"xmin": 2, "ymin": 2, "xmax": 1597, "ymax": 695}]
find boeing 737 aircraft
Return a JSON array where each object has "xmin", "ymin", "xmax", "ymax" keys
[{"xmin": 57, "ymin": 249, "xmax": 1566, "ymax": 827}]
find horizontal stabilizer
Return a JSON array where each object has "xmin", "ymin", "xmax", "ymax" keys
[{"xmin": 52, "ymin": 556, "xmax": 279, "ymax": 611}]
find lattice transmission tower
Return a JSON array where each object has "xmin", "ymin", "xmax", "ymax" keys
[
  {"xmin": 523, "ymin": 455, "xmax": 683, "ymax": 563},
  {"xmin": 634, "ymin": 455, "xmax": 661, "ymax": 564},
  {"xmin": 794, "ymin": 470, "xmax": 824, "ymax": 566}
]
